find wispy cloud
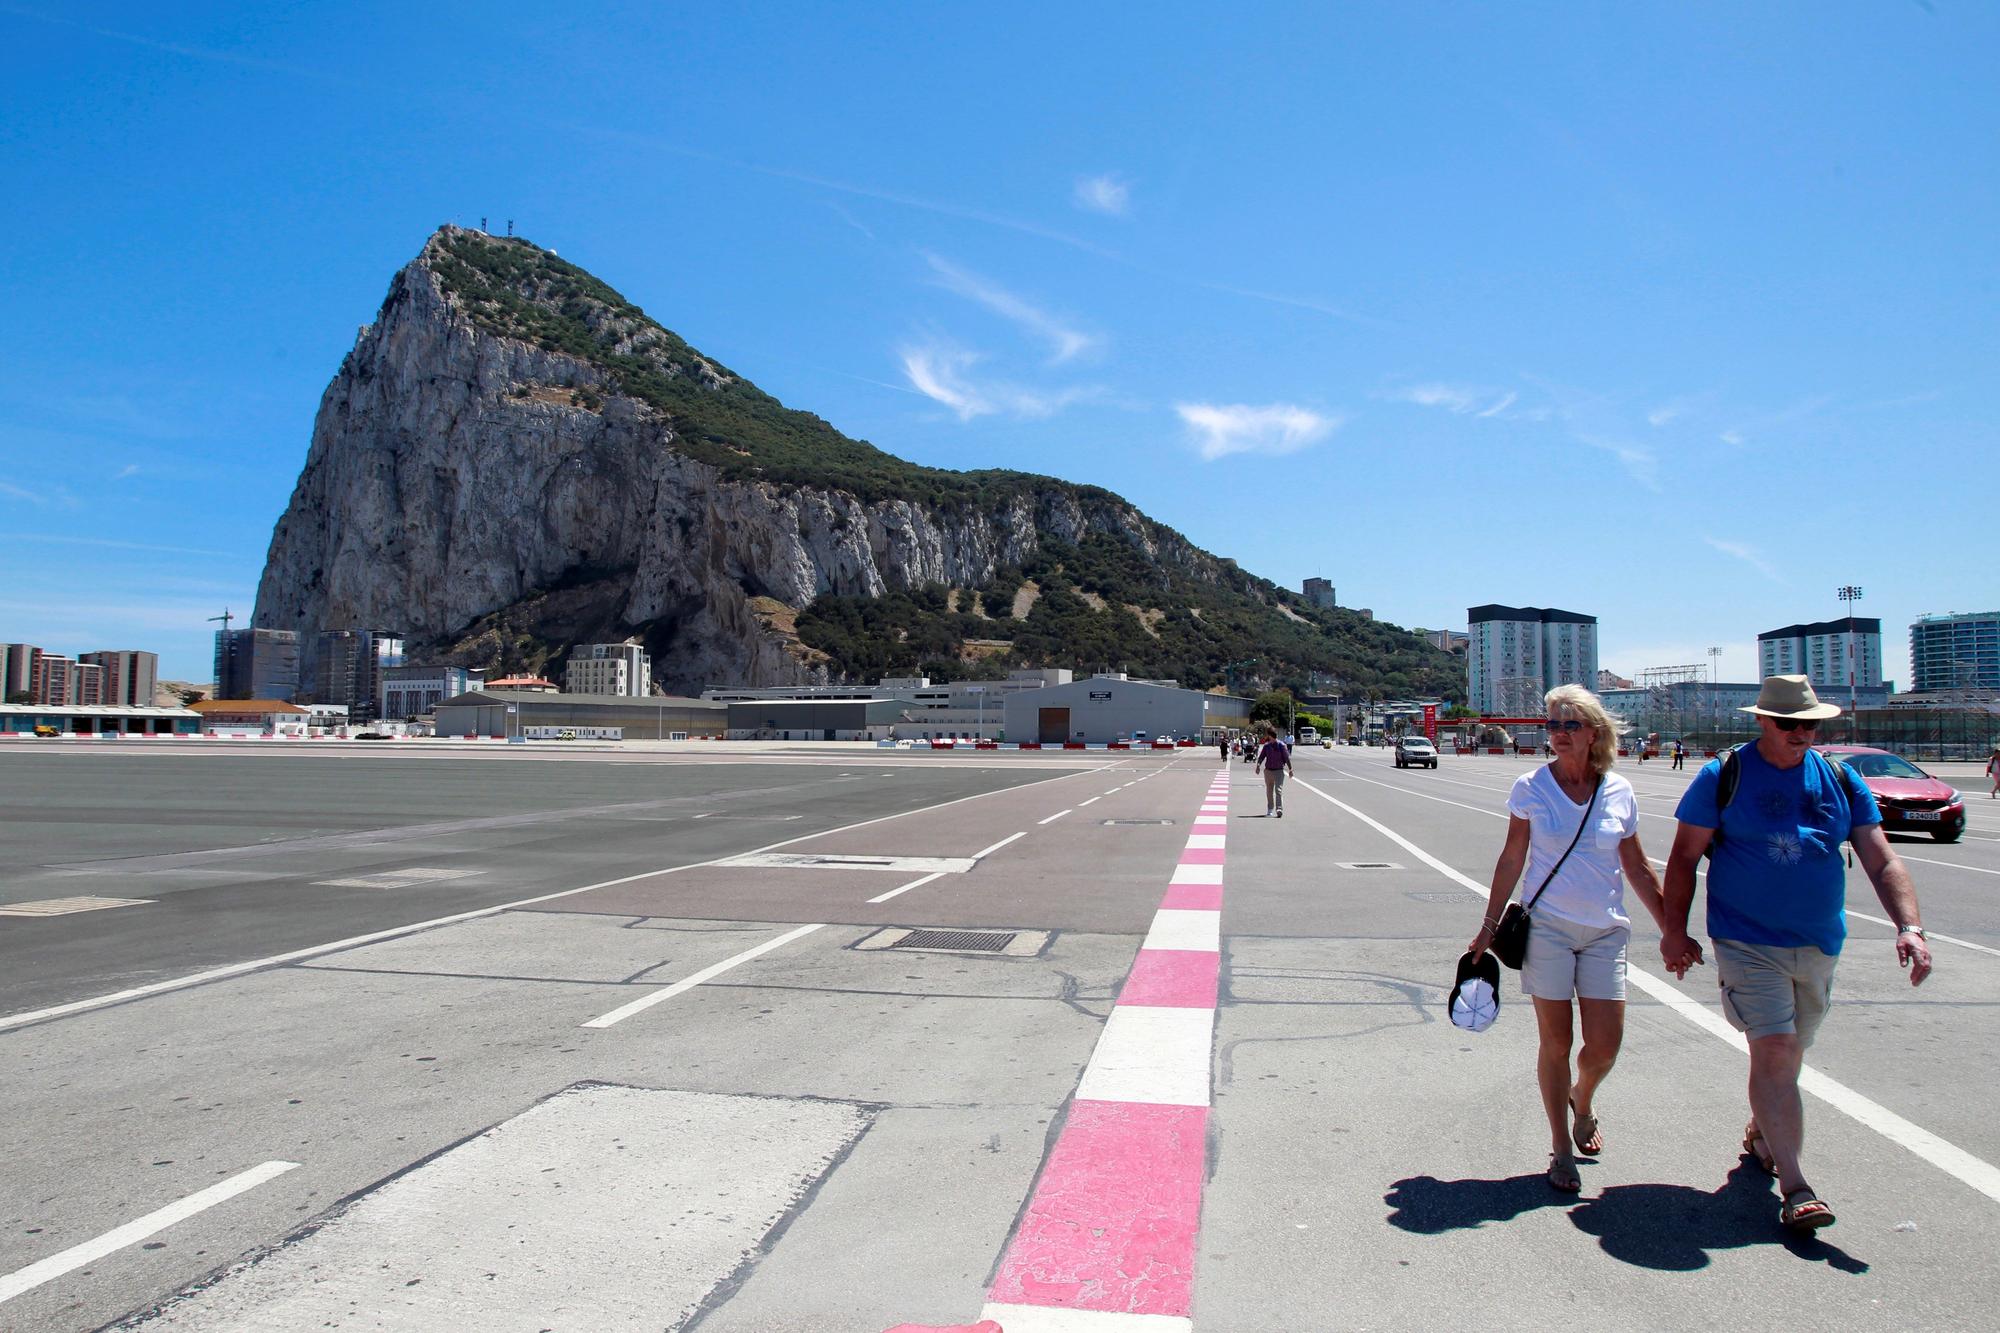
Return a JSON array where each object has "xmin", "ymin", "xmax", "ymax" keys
[
  {"xmin": 1175, "ymin": 402, "xmax": 1341, "ymax": 461},
  {"xmin": 1383, "ymin": 382, "xmax": 1518, "ymax": 417},
  {"xmin": 1703, "ymin": 535, "xmax": 1785, "ymax": 583},
  {"xmin": 0, "ymin": 533, "xmax": 237, "ymax": 558},
  {"xmin": 1198, "ymin": 281, "xmax": 1390, "ymax": 330},
  {"xmin": 1647, "ymin": 405, "xmax": 1681, "ymax": 427},
  {"xmin": 1578, "ymin": 435, "xmax": 1660, "ymax": 491},
  {"xmin": 1719, "ymin": 394, "xmax": 1833, "ymax": 447},
  {"xmin": 0, "ymin": 481, "xmax": 46, "ymax": 505},
  {"xmin": 1073, "ymin": 174, "xmax": 1131, "ymax": 216},
  {"xmin": 1719, "ymin": 429, "xmax": 1745, "ymax": 446},
  {"xmin": 827, "ymin": 201, "xmax": 875, "ymax": 240},
  {"xmin": 922, "ymin": 253, "xmax": 1097, "ymax": 362},
  {"xmin": 112, "ymin": 463, "xmax": 141, "ymax": 481},
  {"xmin": 898, "ymin": 339, "xmax": 1093, "ymax": 422}
]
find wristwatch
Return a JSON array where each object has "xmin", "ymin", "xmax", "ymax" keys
[{"xmin": 1898, "ymin": 925, "xmax": 1927, "ymax": 940}]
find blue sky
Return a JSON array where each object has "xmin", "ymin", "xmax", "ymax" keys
[{"xmin": 2, "ymin": 3, "xmax": 1994, "ymax": 687}]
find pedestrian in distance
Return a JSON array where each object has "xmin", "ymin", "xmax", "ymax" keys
[
  {"xmin": 1672, "ymin": 739, "xmax": 1687, "ymax": 770},
  {"xmin": 1218, "ymin": 733, "xmax": 1229, "ymax": 762},
  {"xmin": 1255, "ymin": 722, "xmax": 1294, "ymax": 817},
  {"xmin": 1660, "ymin": 674, "xmax": 1932, "ymax": 1234},
  {"xmin": 1470, "ymin": 685, "xmax": 1684, "ymax": 1194},
  {"xmin": 1986, "ymin": 743, "xmax": 2000, "ymax": 799}
]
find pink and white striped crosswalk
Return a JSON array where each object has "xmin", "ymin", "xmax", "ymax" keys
[{"xmin": 977, "ymin": 765, "xmax": 1232, "ymax": 1333}]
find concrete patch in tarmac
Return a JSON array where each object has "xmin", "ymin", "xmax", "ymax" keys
[{"xmin": 115, "ymin": 1084, "xmax": 870, "ymax": 1331}]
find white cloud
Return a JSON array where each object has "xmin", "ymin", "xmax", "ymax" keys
[
  {"xmin": 1386, "ymin": 383, "xmax": 1517, "ymax": 417},
  {"xmin": 1578, "ymin": 434, "xmax": 1661, "ymax": 491},
  {"xmin": 898, "ymin": 339, "xmax": 1093, "ymax": 422},
  {"xmin": 1073, "ymin": 174, "xmax": 1131, "ymax": 216},
  {"xmin": 1703, "ymin": 535, "xmax": 1785, "ymax": 583},
  {"xmin": 922, "ymin": 254, "xmax": 1096, "ymax": 362},
  {"xmin": 1647, "ymin": 405, "xmax": 1680, "ymax": 427},
  {"xmin": 1719, "ymin": 429, "xmax": 1745, "ymax": 446},
  {"xmin": 112, "ymin": 463, "xmax": 141, "ymax": 481},
  {"xmin": 0, "ymin": 481, "xmax": 46, "ymax": 504},
  {"xmin": 1175, "ymin": 402, "xmax": 1340, "ymax": 461}
]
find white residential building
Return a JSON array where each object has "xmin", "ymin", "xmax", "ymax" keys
[
  {"xmin": 80, "ymin": 650, "xmax": 159, "ymax": 707},
  {"xmin": 1759, "ymin": 618, "xmax": 1882, "ymax": 691},
  {"xmin": 565, "ymin": 641, "xmax": 652, "ymax": 698},
  {"xmin": 381, "ymin": 665, "xmax": 483, "ymax": 719},
  {"xmin": 1466, "ymin": 604, "xmax": 1599, "ymax": 714}
]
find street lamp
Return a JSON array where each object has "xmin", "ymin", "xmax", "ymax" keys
[
  {"xmin": 1837, "ymin": 585, "xmax": 1863, "ymax": 742},
  {"xmin": 1708, "ymin": 646, "xmax": 1721, "ymax": 744}
]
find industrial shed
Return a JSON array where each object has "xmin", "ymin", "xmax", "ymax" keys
[
  {"xmin": 1001, "ymin": 675, "xmax": 1252, "ymax": 744},
  {"xmin": 724, "ymin": 698, "xmax": 904, "ymax": 741},
  {"xmin": 433, "ymin": 690, "xmax": 726, "ymax": 740}
]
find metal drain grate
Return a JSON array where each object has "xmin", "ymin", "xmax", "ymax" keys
[
  {"xmin": 1406, "ymin": 891, "xmax": 1467, "ymax": 903},
  {"xmin": 891, "ymin": 929, "xmax": 1018, "ymax": 953},
  {"xmin": 0, "ymin": 896, "xmax": 155, "ymax": 917},
  {"xmin": 1333, "ymin": 861, "xmax": 1402, "ymax": 870},
  {"xmin": 1103, "ymin": 818, "xmax": 1175, "ymax": 826}
]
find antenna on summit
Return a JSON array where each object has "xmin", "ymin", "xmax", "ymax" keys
[
  {"xmin": 506, "ymin": 219, "xmax": 514, "ymax": 236},
  {"xmin": 480, "ymin": 216, "xmax": 489, "ymax": 233}
]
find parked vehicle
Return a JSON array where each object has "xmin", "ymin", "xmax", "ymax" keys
[
  {"xmin": 1815, "ymin": 745, "xmax": 1966, "ymax": 843},
  {"xmin": 32, "ymin": 724, "xmax": 60, "ymax": 738},
  {"xmin": 1296, "ymin": 726, "xmax": 1319, "ymax": 746},
  {"xmin": 1394, "ymin": 736, "xmax": 1440, "ymax": 769}
]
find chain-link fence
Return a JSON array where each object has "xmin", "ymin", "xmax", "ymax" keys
[{"xmin": 1618, "ymin": 705, "xmax": 1999, "ymax": 762}]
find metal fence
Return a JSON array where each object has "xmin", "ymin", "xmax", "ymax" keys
[{"xmin": 1620, "ymin": 706, "xmax": 2000, "ymax": 763}]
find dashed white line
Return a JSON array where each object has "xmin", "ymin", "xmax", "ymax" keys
[
  {"xmin": 868, "ymin": 871, "xmax": 949, "ymax": 905},
  {"xmin": 1079, "ymin": 797, "xmax": 1101, "ymax": 807},
  {"xmin": 1038, "ymin": 809, "xmax": 1073, "ymax": 825},
  {"xmin": 0, "ymin": 1160, "xmax": 299, "ymax": 1305},
  {"xmin": 973, "ymin": 831, "xmax": 1028, "ymax": 859},
  {"xmin": 582, "ymin": 923, "xmax": 825, "ymax": 1028}
]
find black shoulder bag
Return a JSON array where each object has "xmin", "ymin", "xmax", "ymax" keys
[{"xmin": 1492, "ymin": 775, "xmax": 1601, "ymax": 970}]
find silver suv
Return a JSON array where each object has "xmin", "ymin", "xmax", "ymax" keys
[{"xmin": 1394, "ymin": 736, "xmax": 1439, "ymax": 769}]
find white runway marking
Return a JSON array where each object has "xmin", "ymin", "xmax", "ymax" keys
[
  {"xmin": 1143, "ymin": 909, "xmax": 1221, "ymax": 953},
  {"xmin": 0, "ymin": 1160, "xmax": 298, "ymax": 1305},
  {"xmin": 1038, "ymin": 809, "xmax": 1073, "ymax": 825},
  {"xmin": 979, "ymin": 1303, "xmax": 1190, "ymax": 1332},
  {"xmin": 581, "ymin": 923, "xmax": 825, "ymax": 1028},
  {"xmin": 1072, "ymin": 1005, "xmax": 1215, "ymax": 1107},
  {"xmin": 866, "ymin": 871, "xmax": 948, "ymax": 905},
  {"xmin": 1293, "ymin": 774, "xmax": 2000, "ymax": 1207},
  {"xmin": 1848, "ymin": 909, "xmax": 2000, "ymax": 959},
  {"xmin": 1079, "ymin": 797, "xmax": 1101, "ymax": 807},
  {"xmin": 974, "ymin": 831, "xmax": 1028, "ymax": 859},
  {"xmin": 0, "ymin": 767, "xmax": 1097, "ymax": 1035},
  {"xmin": 1168, "ymin": 863, "xmax": 1224, "ymax": 886}
]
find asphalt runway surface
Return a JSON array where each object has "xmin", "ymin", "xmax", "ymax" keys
[{"xmin": 2, "ymin": 740, "xmax": 1996, "ymax": 1331}]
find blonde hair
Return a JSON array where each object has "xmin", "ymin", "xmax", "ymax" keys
[{"xmin": 1544, "ymin": 683, "xmax": 1618, "ymax": 776}]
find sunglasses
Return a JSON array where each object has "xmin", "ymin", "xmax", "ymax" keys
[
  {"xmin": 1545, "ymin": 718, "xmax": 1589, "ymax": 733},
  {"xmin": 1772, "ymin": 717, "xmax": 1821, "ymax": 732}
]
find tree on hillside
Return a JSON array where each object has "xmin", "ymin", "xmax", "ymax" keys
[{"xmin": 1251, "ymin": 689, "xmax": 1295, "ymax": 728}]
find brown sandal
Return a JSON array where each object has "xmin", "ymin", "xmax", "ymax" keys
[
  {"xmin": 1780, "ymin": 1187, "xmax": 1835, "ymax": 1233},
  {"xmin": 1570, "ymin": 1099, "xmax": 1602, "ymax": 1155},
  {"xmin": 1547, "ymin": 1154, "xmax": 1582, "ymax": 1194},
  {"xmin": 1742, "ymin": 1123, "xmax": 1778, "ymax": 1177}
]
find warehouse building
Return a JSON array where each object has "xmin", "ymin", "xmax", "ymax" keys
[
  {"xmin": 0, "ymin": 703, "xmax": 201, "ymax": 737},
  {"xmin": 1002, "ymin": 674, "xmax": 1252, "ymax": 744},
  {"xmin": 433, "ymin": 689, "xmax": 725, "ymax": 740},
  {"xmin": 725, "ymin": 698, "xmax": 905, "ymax": 741}
]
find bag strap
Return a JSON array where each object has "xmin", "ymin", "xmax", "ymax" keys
[{"xmin": 1522, "ymin": 774, "xmax": 1601, "ymax": 912}]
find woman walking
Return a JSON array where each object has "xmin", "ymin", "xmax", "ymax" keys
[
  {"xmin": 1255, "ymin": 723, "xmax": 1294, "ymax": 817},
  {"xmin": 1469, "ymin": 685, "xmax": 1685, "ymax": 1192},
  {"xmin": 1986, "ymin": 743, "xmax": 2000, "ymax": 799}
]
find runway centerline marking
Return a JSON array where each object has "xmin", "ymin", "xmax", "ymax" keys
[
  {"xmin": 0, "ymin": 1160, "xmax": 299, "ymax": 1305},
  {"xmin": 581, "ymin": 923, "xmax": 826, "ymax": 1028},
  {"xmin": 1038, "ymin": 809, "xmax": 1072, "ymax": 825},
  {"xmin": 974, "ymin": 831, "xmax": 1028, "ymax": 860},
  {"xmin": 1291, "ymin": 774, "xmax": 2000, "ymax": 1207},
  {"xmin": 867, "ymin": 871, "xmax": 948, "ymax": 905}
]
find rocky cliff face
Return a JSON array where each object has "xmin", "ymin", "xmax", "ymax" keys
[{"xmin": 252, "ymin": 227, "xmax": 1216, "ymax": 692}]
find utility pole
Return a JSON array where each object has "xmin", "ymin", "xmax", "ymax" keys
[
  {"xmin": 1837, "ymin": 585, "xmax": 1863, "ymax": 742},
  {"xmin": 1708, "ymin": 646, "xmax": 1721, "ymax": 743}
]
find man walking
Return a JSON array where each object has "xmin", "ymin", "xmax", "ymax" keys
[
  {"xmin": 1672, "ymin": 739, "xmax": 1687, "ymax": 770},
  {"xmin": 1255, "ymin": 723, "xmax": 1294, "ymax": 817},
  {"xmin": 1660, "ymin": 675, "xmax": 1931, "ymax": 1233}
]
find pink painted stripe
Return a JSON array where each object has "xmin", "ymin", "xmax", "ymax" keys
[
  {"xmin": 1177, "ymin": 846, "xmax": 1225, "ymax": 865},
  {"xmin": 1118, "ymin": 949, "xmax": 1219, "ymax": 1008},
  {"xmin": 1160, "ymin": 882, "xmax": 1223, "ymax": 911},
  {"xmin": 986, "ymin": 1099, "xmax": 1208, "ymax": 1317}
]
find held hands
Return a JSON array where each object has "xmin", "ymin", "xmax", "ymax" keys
[
  {"xmin": 1899, "ymin": 934, "xmax": 1933, "ymax": 987},
  {"xmin": 1658, "ymin": 929, "xmax": 1705, "ymax": 979}
]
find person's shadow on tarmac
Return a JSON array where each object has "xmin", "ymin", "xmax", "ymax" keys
[{"xmin": 1384, "ymin": 1156, "xmax": 1868, "ymax": 1274}]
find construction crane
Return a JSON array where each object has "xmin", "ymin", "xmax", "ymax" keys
[{"xmin": 208, "ymin": 609, "xmax": 235, "ymax": 633}]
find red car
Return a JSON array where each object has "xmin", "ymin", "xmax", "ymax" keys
[{"xmin": 1817, "ymin": 745, "xmax": 1966, "ymax": 843}]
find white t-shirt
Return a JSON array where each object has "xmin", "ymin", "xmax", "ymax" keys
[{"xmin": 1506, "ymin": 766, "xmax": 1640, "ymax": 929}]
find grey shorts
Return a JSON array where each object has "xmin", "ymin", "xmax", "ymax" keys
[
  {"xmin": 1522, "ymin": 912, "xmax": 1629, "ymax": 1002},
  {"xmin": 1713, "ymin": 938, "xmax": 1838, "ymax": 1046}
]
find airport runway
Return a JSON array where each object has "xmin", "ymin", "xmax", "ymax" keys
[{"xmin": 1, "ymin": 741, "xmax": 1995, "ymax": 1331}]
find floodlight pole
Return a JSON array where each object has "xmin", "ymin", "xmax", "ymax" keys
[
  {"xmin": 1708, "ymin": 647, "xmax": 1721, "ymax": 743},
  {"xmin": 1837, "ymin": 585, "xmax": 1863, "ymax": 741}
]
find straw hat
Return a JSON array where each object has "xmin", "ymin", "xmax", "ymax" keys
[{"xmin": 1739, "ymin": 674, "xmax": 1842, "ymax": 720}]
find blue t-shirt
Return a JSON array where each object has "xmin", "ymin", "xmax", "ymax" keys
[{"xmin": 1675, "ymin": 745, "xmax": 1880, "ymax": 955}]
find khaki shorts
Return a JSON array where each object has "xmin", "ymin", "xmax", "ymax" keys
[
  {"xmin": 1713, "ymin": 938, "xmax": 1838, "ymax": 1046},
  {"xmin": 1522, "ymin": 912, "xmax": 1629, "ymax": 1002}
]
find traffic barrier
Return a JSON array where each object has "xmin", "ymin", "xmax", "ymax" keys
[
  {"xmin": 929, "ymin": 739, "xmax": 956, "ymax": 749},
  {"xmin": 975, "ymin": 740, "xmax": 998, "ymax": 750},
  {"xmin": 1151, "ymin": 740, "xmax": 1173, "ymax": 749},
  {"xmin": 1063, "ymin": 741, "xmax": 1086, "ymax": 750},
  {"xmin": 1017, "ymin": 741, "xmax": 1041, "ymax": 749},
  {"xmin": 1108, "ymin": 741, "xmax": 1131, "ymax": 750}
]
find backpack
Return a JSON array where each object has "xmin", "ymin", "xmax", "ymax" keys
[{"xmin": 1703, "ymin": 744, "xmax": 1859, "ymax": 861}]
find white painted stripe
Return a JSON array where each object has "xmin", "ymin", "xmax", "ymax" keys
[
  {"xmin": 1038, "ymin": 809, "xmax": 1073, "ymax": 825},
  {"xmin": 1182, "ymin": 834, "xmax": 1225, "ymax": 850},
  {"xmin": 979, "ymin": 1302, "xmax": 1192, "ymax": 1332},
  {"xmin": 1898, "ymin": 853, "xmax": 2000, "ymax": 878},
  {"xmin": 1192, "ymin": 815, "xmax": 1226, "ymax": 827},
  {"xmin": 1292, "ymin": 775, "xmax": 2000, "ymax": 1207},
  {"xmin": 1143, "ymin": 909, "xmax": 1221, "ymax": 953},
  {"xmin": 1079, "ymin": 797, "xmax": 1101, "ymax": 807},
  {"xmin": 0, "ymin": 1160, "xmax": 298, "ymax": 1305},
  {"xmin": 1074, "ymin": 1005, "xmax": 1215, "ymax": 1107},
  {"xmin": 974, "ymin": 831, "xmax": 1028, "ymax": 860},
  {"xmin": 1848, "ymin": 910, "xmax": 2000, "ymax": 959},
  {"xmin": 581, "ymin": 924, "xmax": 825, "ymax": 1028},
  {"xmin": 0, "ymin": 765, "xmax": 1100, "ymax": 1035},
  {"xmin": 1168, "ymin": 863, "xmax": 1224, "ymax": 886},
  {"xmin": 866, "ymin": 871, "xmax": 947, "ymax": 905}
]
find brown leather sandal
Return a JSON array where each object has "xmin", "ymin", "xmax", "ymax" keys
[
  {"xmin": 1780, "ymin": 1187, "xmax": 1835, "ymax": 1233},
  {"xmin": 1742, "ymin": 1123, "xmax": 1778, "ymax": 1177}
]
